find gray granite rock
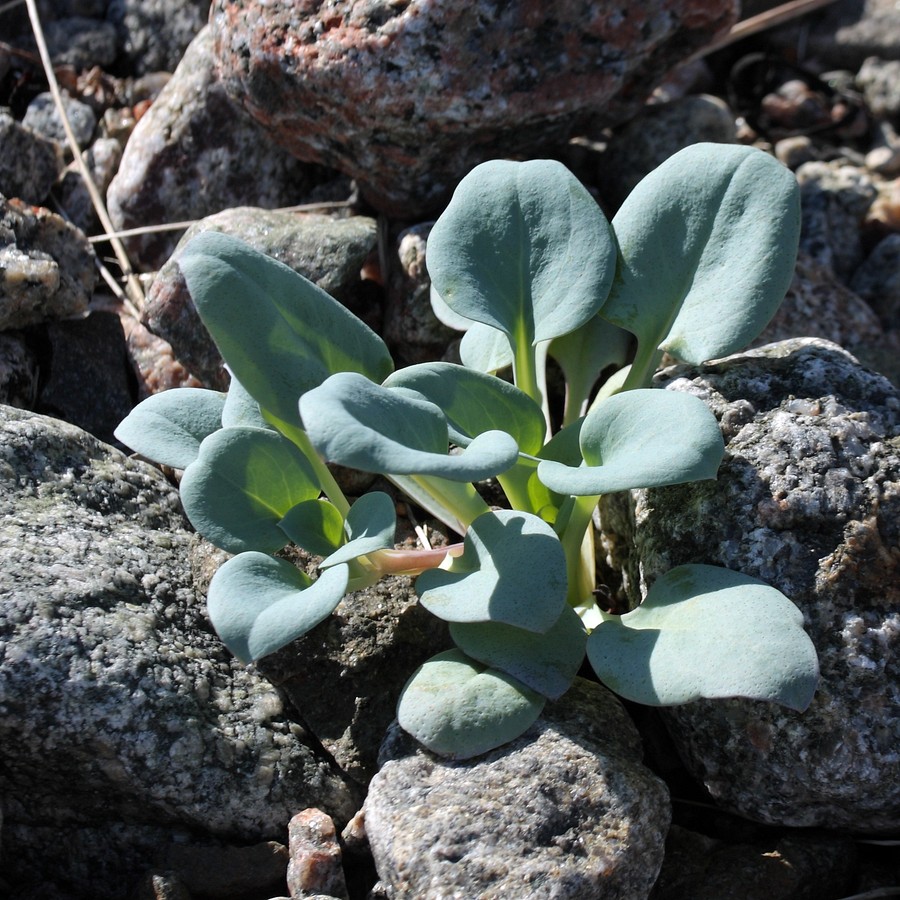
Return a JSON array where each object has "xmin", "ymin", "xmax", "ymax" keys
[
  {"xmin": 0, "ymin": 331, "xmax": 38, "ymax": 408},
  {"xmin": 23, "ymin": 91, "xmax": 97, "ymax": 150},
  {"xmin": 0, "ymin": 406, "xmax": 359, "ymax": 896},
  {"xmin": 598, "ymin": 338, "xmax": 900, "ymax": 832},
  {"xmin": 56, "ymin": 136, "xmax": 123, "ymax": 234},
  {"xmin": 856, "ymin": 56, "xmax": 900, "ymax": 124},
  {"xmin": 144, "ymin": 207, "xmax": 378, "ymax": 388},
  {"xmin": 850, "ymin": 231, "xmax": 900, "ymax": 329},
  {"xmin": 107, "ymin": 0, "xmax": 209, "ymax": 75},
  {"xmin": 364, "ymin": 678, "xmax": 670, "ymax": 900},
  {"xmin": 796, "ymin": 160, "xmax": 878, "ymax": 283},
  {"xmin": 44, "ymin": 15, "xmax": 119, "ymax": 70},
  {"xmin": 107, "ymin": 26, "xmax": 347, "ymax": 272},
  {"xmin": 0, "ymin": 110, "xmax": 62, "ymax": 204},
  {"xmin": 0, "ymin": 195, "xmax": 96, "ymax": 330},
  {"xmin": 211, "ymin": 0, "xmax": 738, "ymax": 216},
  {"xmin": 595, "ymin": 94, "xmax": 738, "ymax": 207}
]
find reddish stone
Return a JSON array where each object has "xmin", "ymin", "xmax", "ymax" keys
[{"xmin": 210, "ymin": 0, "xmax": 737, "ymax": 216}]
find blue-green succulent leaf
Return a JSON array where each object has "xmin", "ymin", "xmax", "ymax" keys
[
  {"xmin": 208, "ymin": 551, "xmax": 349, "ymax": 663},
  {"xmin": 222, "ymin": 375, "xmax": 272, "ymax": 430},
  {"xmin": 416, "ymin": 509, "xmax": 567, "ymax": 632},
  {"xmin": 300, "ymin": 372, "xmax": 519, "ymax": 482},
  {"xmin": 278, "ymin": 499, "xmax": 345, "ymax": 557},
  {"xmin": 537, "ymin": 389, "xmax": 724, "ymax": 495},
  {"xmin": 179, "ymin": 231, "xmax": 393, "ymax": 429},
  {"xmin": 427, "ymin": 158, "xmax": 617, "ymax": 344},
  {"xmin": 604, "ymin": 143, "xmax": 800, "ymax": 366},
  {"xmin": 114, "ymin": 387, "xmax": 226, "ymax": 469},
  {"xmin": 321, "ymin": 491, "xmax": 397, "ymax": 567},
  {"xmin": 459, "ymin": 322, "xmax": 514, "ymax": 372},
  {"xmin": 384, "ymin": 362, "xmax": 546, "ymax": 454},
  {"xmin": 587, "ymin": 564, "xmax": 819, "ymax": 710},
  {"xmin": 450, "ymin": 605, "xmax": 586, "ymax": 699},
  {"xmin": 180, "ymin": 426, "xmax": 322, "ymax": 554},
  {"xmin": 397, "ymin": 648, "xmax": 545, "ymax": 758}
]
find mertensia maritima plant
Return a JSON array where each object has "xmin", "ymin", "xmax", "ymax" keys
[{"xmin": 116, "ymin": 143, "xmax": 820, "ymax": 759}]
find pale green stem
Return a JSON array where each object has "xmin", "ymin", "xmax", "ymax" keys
[
  {"xmin": 555, "ymin": 493, "xmax": 601, "ymax": 607},
  {"xmin": 270, "ymin": 417, "xmax": 351, "ymax": 517},
  {"xmin": 621, "ymin": 341, "xmax": 664, "ymax": 393},
  {"xmin": 387, "ymin": 474, "xmax": 490, "ymax": 536}
]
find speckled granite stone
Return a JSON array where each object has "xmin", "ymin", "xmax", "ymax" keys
[
  {"xmin": 364, "ymin": 678, "xmax": 670, "ymax": 899},
  {"xmin": 599, "ymin": 338, "xmax": 900, "ymax": 832},
  {"xmin": 0, "ymin": 406, "xmax": 359, "ymax": 895},
  {"xmin": 210, "ymin": 0, "xmax": 738, "ymax": 216}
]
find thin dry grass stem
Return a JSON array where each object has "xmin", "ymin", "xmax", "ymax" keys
[
  {"xmin": 24, "ymin": 0, "xmax": 145, "ymax": 312},
  {"xmin": 690, "ymin": 0, "xmax": 840, "ymax": 63},
  {"xmin": 0, "ymin": 0, "xmax": 25, "ymax": 15},
  {"xmin": 86, "ymin": 198, "xmax": 357, "ymax": 244}
]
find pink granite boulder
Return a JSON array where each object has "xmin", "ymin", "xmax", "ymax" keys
[{"xmin": 210, "ymin": 0, "xmax": 738, "ymax": 216}]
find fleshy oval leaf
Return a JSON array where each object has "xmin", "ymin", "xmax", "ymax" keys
[
  {"xmin": 603, "ymin": 143, "xmax": 800, "ymax": 366},
  {"xmin": 427, "ymin": 158, "xmax": 616, "ymax": 344},
  {"xmin": 416, "ymin": 509, "xmax": 567, "ymax": 632},
  {"xmin": 300, "ymin": 372, "xmax": 519, "ymax": 482},
  {"xmin": 450, "ymin": 605, "xmax": 586, "ymax": 700},
  {"xmin": 179, "ymin": 231, "xmax": 393, "ymax": 429},
  {"xmin": 180, "ymin": 426, "xmax": 322, "ymax": 554},
  {"xmin": 397, "ymin": 648, "xmax": 546, "ymax": 759},
  {"xmin": 537, "ymin": 388, "xmax": 724, "ymax": 495},
  {"xmin": 114, "ymin": 388, "xmax": 226, "ymax": 469},
  {"xmin": 321, "ymin": 490, "xmax": 397, "ymax": 567},
  {"xmin": 208, "ymin": 551, "xmax": 349, "ymax": 663},
  {"xmin": 459, "ymin": 322, "xmax": 514, "ymax": 373},
  {"xmin": 279, "ymin": 498, "xmax": 345, "ymax": 557},
  {"xmin": 222, "ymin": 375, "xmax": 272, "ymax": 430},
  {"xmin": 384, "ymin": 362, "xmax": 546, "ymax": 454},
  {"xmin": 587, "ymin": 564, "xmax": 819, "ymax": 710}
]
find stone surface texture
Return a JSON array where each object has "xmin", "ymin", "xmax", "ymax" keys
[
  {"xmin": 365, "ymin": 678, "xmax": 671, "ymax": 900},
  {"xmin": 598, "ymin": 339, "xmax": 899, "ymax": 831},
  {"xmin": 0, "ymin": 110, "xmax": 62, "ymax": 204},
  {"xmin": 210, "ymin": 0, "xmax": 739, "ymax": 215},
  {"xmin": 286, "ymin": 808, "xmax": 349, "ymax": 900},
  {"xmin": 0, "ymin": 406, "xmax": 359, "ymax": 897},
  {"xmin": 144, "ymin": 207, "xmax": 378, "ymax": 388},
  {"xmin": 0, "ymin": 195, "xmax": 96, "ymax": 330},
  {"xmin": 107, "ymin": 25, "xmax": 346, "ymax": 271}
]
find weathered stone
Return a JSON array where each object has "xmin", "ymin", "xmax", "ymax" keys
[
  {"xmin": 0, "ymin": 406, "xmax": 359, "ymax": 897},
  {"xmin": 32, "ymin": 310, "xmax": 134, "ymax": 446},
  {"xmin": 107, "ymin": 26, "xmax": 348, "ymax": 271},
  {"xmin": 856, "ymin": 56, "xmax": 900, "ymax": 124},
  {"xmin": 0, "ymin": 196, "xmax": 96, "ymax": 329},
  {"xmin": 164, "ymin": 840, "xmax": 290, "ymax": 898},
  {"xmin": 365, "ymin": 678, "xmax": 670, "ymax": 900},
  {"xmin": 286, "ymin": 809, "xmax": 349, "ymax": 900},
  {"xmin": 0, "ymin": 331, "xmax": 39, "ymax": 409},
  {"xmin": 599, "ymin": 339, "xmax": 900, "ymax": 831},
  {"xmin": 107, "ymin": 0, "xmax": 210, "ymax": 75},
  {"xmin": 23, "ymin": 91, "xmax": 97, "ymax": 149},
  {"xmin": 755, "ymin": 251, "xmax": 883, "ymax": 357},
  {"xmin": 796, "ymin": 160, "xmax": 878, "ymax": 282},
  {"xmin": 595, "ymin": 94, "xmax": 738, "ymax": 207},
  {"xmin": 650, "ymin": 826, "xmax": 858, "ymax": 900},
  {"xmin": 56, "ymin": 137, "xmax": 123, "ymax": 234},
  {"xmin": 851, "ymin": 231, "xmax": 900, "ymax": 329},
  {"xmin": 211, "ymin": 0, "xmax": 738, "ymax": 216},
  {"xmin": 144, "ymin": 207, "xmax": 378, "ymax": 388},
  {"xmin": 0, "ymin": 111, "xmax": 62, "ymax": 204},
  {"xmin": 44, "ymin": 15, "xmax": 119, "ymax": 70}
]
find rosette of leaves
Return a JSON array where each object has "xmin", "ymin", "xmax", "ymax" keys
[{"xmin": 116, "ymin": 144, "xmax": 818, "ymax": 760}]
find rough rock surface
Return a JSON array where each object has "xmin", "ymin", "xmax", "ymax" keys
[
  {"xmin": 144, "ymin": 207, "xmax": 378, "ymax": 387},
  {"xmin": 0, "ymin": 195, "xmax": 96, "ymax": 330},
  {"xmin": 365, "ymin": 678, "xmax": 671, "ymax": 900},
  {"xmin": 0, "ymin": 406, "xmax": 359, "ymax": 897},
  {"xmin": 211, "ymin": 0, "xmax": 738, "ymax": 215},
  {"xmin": 107, "ymin": 26, "xmax": 345, "ymax": 271},
  {"xmin": 599, "ymin": 339, "xmax": 900, "ymax": 831},
  {"xmin": 286, "ymin": 808, "xmax": 349, "ymax": 899},
  {"xmin": 0, "ymin": 110, "xmax": 61, "ymax": 204}
]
